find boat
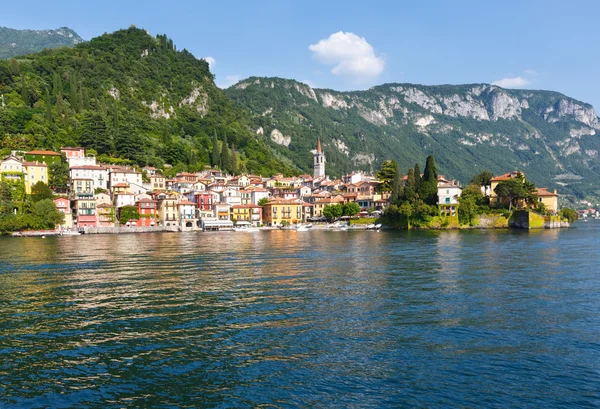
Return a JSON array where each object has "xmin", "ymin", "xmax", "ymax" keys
[
  {"xmin": 296, "ymin": 225, "xmax": 309, "ymax": 232},
  {"xmin": 234, "ymin": 226, "xmax": 260, "ymax": 232},
  {"xmin": 374, "ymin": 224, "xmax": 382, "ymax": 230},
  {"xmin": 366, "ymin": 224, "xmax": 376, "ymax": 230},
  {"xmin": 60, "ymin": 230, "xmax": 81, "ymax": 236}
]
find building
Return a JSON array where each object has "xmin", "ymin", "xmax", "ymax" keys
[
  {"xmin": 96, "ymin": 204, "xmax": 116, "ymax": 227},
  {"xmin": 157, "ymin": 193, "xmax": 179, "ymax": 227},
  {"xmin": 74, "ymin": 197, "xmax": 97, "ymax": 228},
  {"xmin": 22, "ymin": 161, "xmax": 48, "ymax": 194},
  {"xmin": 150, "ymin": 173, "xmax": 167, "ymax": 192},
  {"xmin": 136, "ymin": 198, "xmax": 158, "ymax": 227},
  {"xmin": 69, "ymin": 165, "xmax": 108, "ymax": 191},
  {"xmin": 535, "ymin": 188, "xmax": 559, "ymax": 213},
  {"xmin": 61, "ymin": 147, "xmax": 96, "ymax": 167},
  {"xmin": 314, "ymin": 139, "xmax": 326, "ymax": 178},
  {"xmin": 53, "ymin": 197, "xmax": 73, "ymax": 230},
  {"xmin": 0, "ymin": 155, "xmax": 24, "ymax": 178},
  {"xmin": 178, "ymin": 200, "xmax": 198, "ymax": 230},
  {"xmin": 231, "ymin": 204, "xmax": 263, "ymax": 226},
  {"xmin": 262, "ymin": 198, "xmax": 304, "ymax": 226},
  {"xmin": 437, "ymin": 182, "xmax": 462, "ymax": 205},
  {"xmin": 108, "ymin": 166, "xmax": 144, "ymax": 193},
  {"xmin": 24, "ymin": 150, "xmax": 61, "ymax": 166}
]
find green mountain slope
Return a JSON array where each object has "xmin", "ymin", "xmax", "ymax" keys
[
  {"xmin": 226, "ymin": 77, "xmax": 600, "ymax": 199},
  {"xmin": 0, "ymin": 27, "xmax": 296, "ymax": 176},
  {"xmin": 0, "ymin": 26, "xmax": 83, "ymax": 59}
]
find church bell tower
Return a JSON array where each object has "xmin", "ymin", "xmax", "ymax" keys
[{"xmin": 314, "ymin": 138, "xmax": 325, "ymax": 178}]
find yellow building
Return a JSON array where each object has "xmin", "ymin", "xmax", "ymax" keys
[
  {"xmin": 23, "ymin": 161, "xmax": 49, "ymax": 194},
  {"xmin": 262, "ymin": 199, "xmax": 303, "ymax": 226},
  {"xmin": 535, "ymin": 188, "xmax": 559, "ymax": 213},
  {"xmin": 231, "ymin": 204, "xmax": 262, "ymax": 226}
]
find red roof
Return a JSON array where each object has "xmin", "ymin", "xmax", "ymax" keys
[
  {"xmin": 491, "ymin": 171, "xmax": 522, "ymax": 182},
  {"xmin": 70, "ymin": 165, "xmax": 106, "ymax": 170},
  {"xmin": 112, "ymin": 183, "xmax": 130, "ymax": 187},
  {"xmin": 26, "ymin": 150, "xmax": 61, "ymax": 156},
  {"xmin": 136, "ymin": 198, "xmax": 157, "ymax": 203},
  {"xmin": 22, "ymin": 161, "xmax": 47, "ymax": 167},
  {"xmin": 535, "ymin": 188, "xmax": 559, "ymax": 197},
  {"xmin": 178, "ymin": 200, "xmax": 197, "ymax": 205},
  {"xmin": 60, "ymin": 147, "xmax": 84, "ymax": 151}
]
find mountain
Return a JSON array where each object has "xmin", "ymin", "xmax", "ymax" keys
[
  {"xmin": 226, "ymin": 77, "xmax": 600, "ymax": 200},
  {"xmin": 0, "ymin": 27, "xmax": 296, "ymax": 176},
  {"xmin": 0, "ymin": 26, "xmax": 83, "ymax": 59}
]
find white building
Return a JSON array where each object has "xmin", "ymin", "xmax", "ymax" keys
[
  {"xmin": 437, "ymin": 183, "xmax": 462, "ymax": 205},
  {"xmin": 108, "ymin": 166, "xmax": 144, "ymax": 194},
  {"xmin": 70, "ymin": 165, "xmax": 108, "ymax": 191}
]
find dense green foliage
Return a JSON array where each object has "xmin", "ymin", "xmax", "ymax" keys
[
  {"xmin": 493, "ymin": 173, "xmax": 537, "ymax": 211},
  {"xmin": 119, "ymin": 205, "xmax": 140, "ymax": 225},
  {"xmin": 323, "ymin": 204, "xmax": 343, "ymax": 221},
  {"xmin": 0, "ymin": 27, "xmax": 296, "ymax": 176},
  {"xmin": 559, "ymin": 207, "xmax": 579, "ymax": 223},
  {"xmin": 226, "ymin": 77, "xmax": 600, "ymax": 201},
  {"xmin": 0, "ymin": 26, "xmax": 83, "ymax": 59}
]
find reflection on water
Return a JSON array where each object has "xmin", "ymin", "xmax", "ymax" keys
[{"xmin": 1, "ymin": 224, "xmax": 600, "ymax": 408}]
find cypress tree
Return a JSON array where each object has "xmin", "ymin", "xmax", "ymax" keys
[
  {"xmin": 44, "ymin": 88, "xmax": 53, "ymax": 123},
  {"xmin": 20, "ymin": 75, "xmax": 28, "ymax": 106},
  {"xmin": 414, "ymin": 163, "xmax": 422, "ymax": 193},
  {"xmin": 391, "ymin": 162, "xmax": 402, "ymax": 204},
  {"xmin": 53, "ymin": 71, "xmax": 62, "ymax": 97},
  {"xmin": 211, "ymin": 130, "xmax": 220, "ymax": 168},
  {"xmin": 231, "ymin": 144, "xmax": 237, "ymax": 175},
  {"xmin": 221, "ymin": 133, "xmax": 231, "ymax": 173},
  {"xmin": 404, "ymin": 168, "xmax": 416, "ymax": 203},
  {"xmin": 421, "ymin": 155, "xmax": 439, "ymax": 205},
  {"xmin": 70, "ymin": 71, "xmax": 79, "ymax": 112}
]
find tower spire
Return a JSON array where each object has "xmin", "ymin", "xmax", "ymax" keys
[{"xmin": 317, "ymin": 138, "xmax": 322, "ymax": 153}]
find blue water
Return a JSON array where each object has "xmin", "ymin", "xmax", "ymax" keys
[{"xmin": 1, "ymin": 223, "xmax": 599, "ymax": 408}]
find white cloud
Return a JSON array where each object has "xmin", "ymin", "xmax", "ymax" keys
[
  {"xmin": 492, "ymin": 76, "xmax": 530, "ymax": 88},
  {"xmin": 302, "ymin": 79, "xmax": 317, "ymax": 88},
  {"xmin": 217, "ymin": 75, "xmax": 242, "ymax": 89},
  {"xmin": 204, "ymin": 56, "xmax": 216, "ymax": 70},
  {"xmin": 309, "ymin": 31, "xmax": 384, "ymax": 82}
]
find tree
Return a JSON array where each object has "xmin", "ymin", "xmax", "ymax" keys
[
  {"xmin": 376, "ymin": 160, "xmax": 397, "ymax": 192},
  {"xmin": 31, "ymin": 181, "xmax": 54, "ymax": 202},
  {"xmin": 44, "ymin": 88, "xmax": 53, "ymax": 123},
  {"xmin": 33, "ymin": 199, "xmax": 64, "ymax": 228},
  {"xmin": 221, "ymin": 134, "xmax": 231, "ymax": 173},
  {"xmin": 414, "ymin": 163, "xmax": 422, "ymax": 193},
  {"xmin": 119, "ymin": 205, "xmax": 140, "ymax": 225},
  {"xmin": 258, "ymin": 197, "xmax": 270, "ymax": 207},
  {"xmin": 343, "ymin": 202, "xmax": 361, "ymax": 217},
  {"xmin": 49, "ymin": 158, "xmax": 69, "ymax": 191},
  {"xmin": 231, "ymin": 144, "xmax": 237, "ymax": 175},
  {"xmin": 211, "ymin": 130, "xmax": 220, "ymax": 168},
  {"xmin": 80, "ymin": 112, "xmax": 112, "ymax": 154},
  {"xmin": 458, "ymin": 184, "xmax": 484, "ymax": 226},
  {"xmin": 390, "ymin": 161, "xmax": 402, "ymax": 204},
  {"xmin": 0, "ymin": 181, "xmax": 14, "ymax": 215},
  {"xmin": 403, "ymin": 168, "xmax": 416, "ymax": 202},
  {"xmin": 419, "ymin": 155, "xmax": 439, "ymax": 205},
  {"xmin": 493, "ymin": 173, "xmax": 535, "ymax": 211},
  {"xmin": 323, "ymin": 203, "xmax": 343, "ymax": 221},
  {"xmin": 470, "ymin": 170, "xmax": 494, "ymax": 186},
  {"xmin": 559, "ymin": 208, "xmax": 579, "ymax": 223}
]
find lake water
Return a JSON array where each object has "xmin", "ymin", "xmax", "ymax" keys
[{"xmin": 1, "ymin": 222, "xmax": 600, "ymax": 408}]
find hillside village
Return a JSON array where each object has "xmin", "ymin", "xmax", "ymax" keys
[{"xmin": 0, "ymin": 139, "xmax": 563, "ymax": 233}]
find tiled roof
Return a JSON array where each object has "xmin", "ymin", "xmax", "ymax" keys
[
  {"xmin": 26, "ymin": 150, "xmax": 61, "ymax": 156},
  {"xmin": 22, "ymin": 161, "xmax": 47, "ymax": 167},
  {"xmin": 535, "ymin": 188, "xmax": 559, "ymax": 197}
]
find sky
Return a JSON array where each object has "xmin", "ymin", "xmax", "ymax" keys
[{"xmin": 3, "ymin": 0, "xmax": 600, "ymax": 110}]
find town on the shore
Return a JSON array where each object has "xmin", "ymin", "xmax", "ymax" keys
[{"xmin": 0, "ymin": 138, "xmax": 572, "ymax": 235}]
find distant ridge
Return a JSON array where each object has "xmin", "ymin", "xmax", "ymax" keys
[{"xmin": 0, "ymin": 26, "xmax": 83, "ymax": 59}]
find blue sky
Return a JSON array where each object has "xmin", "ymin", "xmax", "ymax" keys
[{"xmin": 3, "ymin": 0, "xmax": 600, "ymax": 110}]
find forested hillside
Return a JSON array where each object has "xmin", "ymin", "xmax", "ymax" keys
[
  {"xmin": 226, "ymin": 77, "xmax": 600, "ymax": 200},
  {"xmin": 0, "ymin": 26, "xmax": 83, "ymax": 59},
  {"xmin": 0, "ymin": 27, "xmax": 297, "ymax": 176}
]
